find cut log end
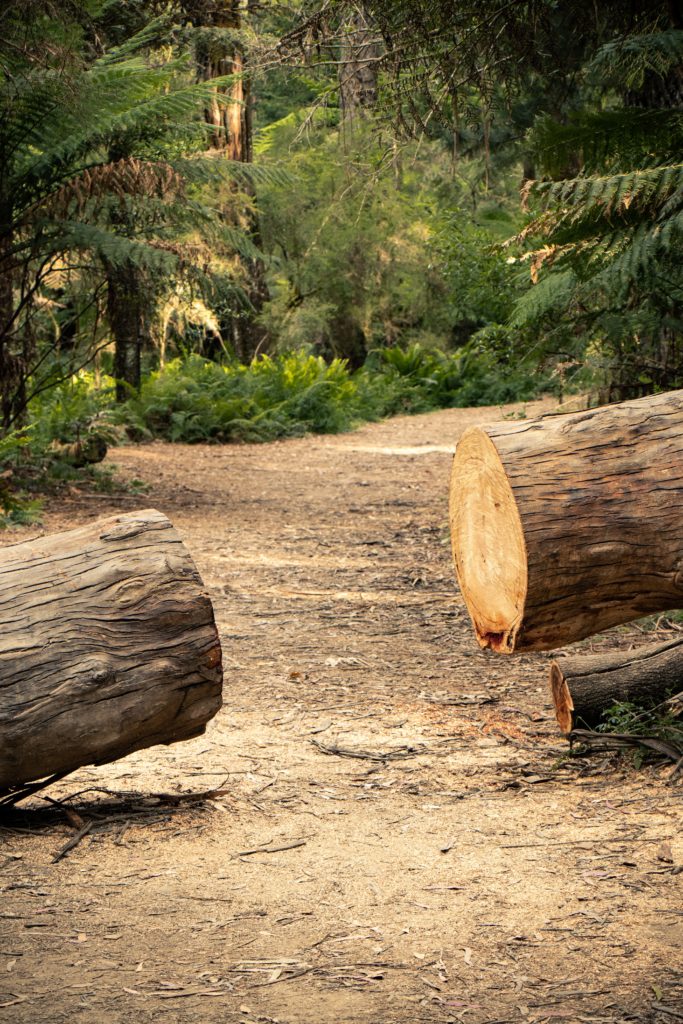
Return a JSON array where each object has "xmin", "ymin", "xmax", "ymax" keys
[
  {"xmin": 449, "ymin": 427, "xmax": 527, "ymax": 653},
  {"xmin": 549, "ymin": 636, "xmax": 683, "ymax": 738},
  {"xmin": 549, "ymin": 660, "xmax": 574, "ymax": 734}
]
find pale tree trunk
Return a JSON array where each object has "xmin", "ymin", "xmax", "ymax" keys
[{"xmin": 339, "ymin": 8, "xmax": 379, "ymax": 124}]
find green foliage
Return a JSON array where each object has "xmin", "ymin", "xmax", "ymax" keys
[
  {"xmin": 256, "ymin": 117, "xmax": 467, "ymax": 363},
  {"xmin": 29, "ymin": 372, "xmax": 119, "ymax": 448},
  {"xmin": 512, "ymin": 27, "xmax": 683, "ymax": 398},
  {"xmin": 0, "ymin": 6, "xmax": 269, "ymax": 430},
  {"xmin": 598, "ymin": 699, "xmax": 683, "ymax": 769},
  {"xmin": 434, "ymin": 209, "xmax": 522, "ymax": 332},
  {"xmin": 120, "ymin": 343, "xmax": 543, "ymax": 445},
  {"xmin": 125, "ymin": 353, "xmax": 365, "ymax": 442},
  {"xmin": 0, "ymin": 371, "xmax": 135, "ymax": 525},
  {"xmin": 0, "ymin": 430, "xmax": 43, "ymax": 529}
]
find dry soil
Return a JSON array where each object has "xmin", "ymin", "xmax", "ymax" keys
[{"xmin": 1, "ymin": 400, "xmax": 681, "ymax": 1024}]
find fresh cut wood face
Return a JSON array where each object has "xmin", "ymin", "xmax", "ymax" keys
[
  {"xmin": 0, "ymin": 509, "xmax": 223, "ymax": 790},
  {"xmin": 448, "ymin": 426, "xmax": 527, "ymax": 652},
  {"xmin": 449, "ymin": 390, "xmax": 683, "ymax": 653}
]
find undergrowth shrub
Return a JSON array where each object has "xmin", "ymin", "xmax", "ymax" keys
[
  {"xmin": 0, "ymin": 374, "xmax": 125, "ymax": 529},
  {"xmin": 125, "ymin": 353, "xmax": 367, "ymax": 442},
  {"xmin": 0, "ymin": 344, "xmax": 545, "ymax": 523},
  {"xmin": 598, "ymin": 698, "xmax": 683, "ymax": 769},
  {"xmin": 122, "ymin": 344, "xmax": 545, "ymax": 443}
]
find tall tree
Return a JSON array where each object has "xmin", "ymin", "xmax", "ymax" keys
[
  {"xmin": 188, "ymin": 0, "xmax": 269, "ymax": 362},
  {"xmin": 338, "ymin": 7, "xmax": 379, "ymax": 125}
]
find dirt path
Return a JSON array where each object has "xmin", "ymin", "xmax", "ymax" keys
[{"xmin": 1, "ymin": 401, "xmax": 681, "ymax": 1024}]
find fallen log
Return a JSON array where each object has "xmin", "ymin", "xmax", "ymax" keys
[
  {"xmin": 449, "ymin": 389, "xmax": 683, "ymax": 653},
  {"xmin": 0, "ymin": 509, "xmax": 223, "ymax": 792},
  {"xmin": 550, "ymin": 635, "xmax": 683, "ymax": 734}
]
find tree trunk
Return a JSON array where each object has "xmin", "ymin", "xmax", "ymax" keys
[
  {"xmin": 550, "ymin": 636, "xmax": 683, "ymax": 734},
  {"xmin": 192, "ymin": 0, "xmax": 269, "ymax": 361},
  {"xmin": 0, "ymin": 509, "xmax": 223, "ymax": 792},
  {"xmin": 107, "ymin": 261, "xmax": 151, "ymax": 401},
  {"xmin": 339, "ymin": 10, "xmax": 379, "ymax": 125},
  {"xmin": 449, "ymin": 389, "xmax": 683, "ymax": 653},
  {"xmin": 0, "ymin": 209, "xmax": 21, "ymax": 431}
]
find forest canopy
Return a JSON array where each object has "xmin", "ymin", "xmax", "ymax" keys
[{"xmin": 0, "ymin": 0, "xmax": 681, "ymax": 521}]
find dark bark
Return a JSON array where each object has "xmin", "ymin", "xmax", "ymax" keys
[
  {"xmin": 0, "ymin": 192, "xmax": 22, "ymax": 431},
  {"xmin": 107, "ymin": 261, "xmax": 151, "ymax": 401},
  {"xmin": 550, "ymin": 636, "xmax": 683, "ymax": 734},
  {"xmin": 327, "ymin": 311, "xmax": 367, "ymax": 369}
]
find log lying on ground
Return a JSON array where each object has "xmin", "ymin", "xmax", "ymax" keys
[
  {"xmin": 449, "ymin": 389, "xmax": 683, "ymax": 653},
  {"xmin": 550, "ymin": 635, "xmax": 683, "ymax": 734},
  {"xmin": 0, "ymin": 509, "xmax": 223, "ymax": 791}
]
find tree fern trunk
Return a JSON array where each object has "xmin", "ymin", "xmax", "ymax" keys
[
  {"xmin": 107, "ymin": 262, "xmax": 150, "ymax": 402},
  {"xmin": 0, "ymin": 221, "xmax": 15, "ymax": 430}
]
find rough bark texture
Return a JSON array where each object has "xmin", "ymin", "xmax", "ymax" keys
[
  {"xmin": 0, "ymin": 509, "xmax": 223, "ymax": 791},
  {"xmin": 449, "ymin": 389, "xmax": 683, "ymax": 653},
  {"xmin": 550, "ymin": 636, "xmax": 683, "ymax": 734},
  {"xmin": 107, "ymin": 261, "xmax": 152, "ymax": 401},
  {"xmin": 339, "ymin": 10, "xmax": 379, "ymax": 124}
]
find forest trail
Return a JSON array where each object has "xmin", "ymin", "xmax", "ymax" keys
[{"xmin": 1, "ymin": 400, "xmax": 681, "ymax": 1024}]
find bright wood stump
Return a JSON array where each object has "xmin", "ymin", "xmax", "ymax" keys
[
  {"xmin": 449, "ymin": 390, "xmax": 683, "ymax": 653},
  {"xmin": 0, "ymin": 509, "xmax": 223, "ymax": 791}
]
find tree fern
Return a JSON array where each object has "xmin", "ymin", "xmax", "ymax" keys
[
  {"xmin": 512, "ymin": 25, "xmax": 683, "ymax": 397},
  {"xmin": 0, "ymin": 8, "xmax": 268, "ymax": 429}
]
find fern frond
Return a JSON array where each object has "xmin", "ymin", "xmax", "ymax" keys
[
  {"xmin": 527, "ymin": 163, "xmax": 683, "ymax": 236},
  {"xmin": 172, "ymin": 155, "xmax": 292, "ymax": 188},
  {"xmin": 54, "ymin": 222, "xmax": 180, "ymax": 272},
  {"xmin": 530, "ymin": 110, "xmax": 683, "ymax": 178},
  {"xmin": 97, "ymin": 14, "xmax": 176, "ymax": 65},
  {"xmin": 509, "ymin": 270, "xmax": 576, "ymax": 325},
  {"xmin": 588, "ymin": 30, "xmax": 683, "ymax": 91},
  {"xmin": 31, "ymin": 159, "xmax": 186, "ymax": 220}
]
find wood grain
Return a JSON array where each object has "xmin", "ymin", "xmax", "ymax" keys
[
  {"xmin": 449, "ymin": 390, "xmax": 683, "ymax": 652},
  {"xmin": 0, "ymin": 509, "xmax": 223, "ymax": 790}
]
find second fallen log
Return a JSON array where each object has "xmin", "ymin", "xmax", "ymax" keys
[
  {"xmin": 0, "ymin": 509, "xmax": 223, "ymax": 792},
  {"xmin": 449, "ymin": 389, "xmax": 683, "ymax": 653},
  {"xmin": 550, "ymin": 635, "xmax": 683, "ymax": 734}
]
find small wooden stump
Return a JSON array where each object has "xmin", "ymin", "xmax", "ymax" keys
[
  {"xmin": 550, "ymin": 635, "xmax": 683, "ymax": 733},
  {"xmin": 0, "ymin": 509, "xmax": 223, "ymax": 791}
]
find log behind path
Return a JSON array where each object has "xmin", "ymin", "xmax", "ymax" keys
[
  {"xmin": 0, "ymin": 509, "xmax": 223, "ymax": 791},
  {"xmin": 449, "ymin": 390, "xmax": 683, "ymax": 653},
  {"xmin": 550, "ymin": 635, "xmax": 683, "ymax": 734}
]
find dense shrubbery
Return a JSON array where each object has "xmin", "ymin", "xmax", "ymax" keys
[
  {"xmin": 0, "ymin": 343, "xmax": 543, "ymax": 525},
  {"xmin": 40, "ymin": 345, "xmax": 540, "ymax": 445},
  {"xmin": 124, "ymin": 345, "xmax": 540, "ymax": 443}
]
